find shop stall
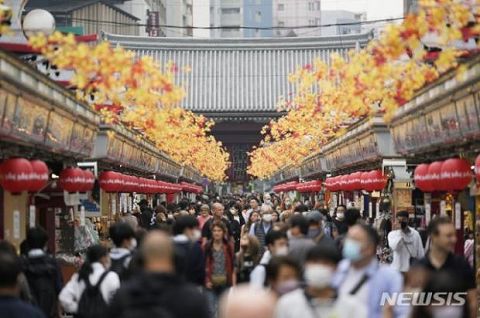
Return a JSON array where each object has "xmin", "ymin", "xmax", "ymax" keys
[{"xmin": 391, "ymin": 54, "xmax": 480, "ymax": 259}]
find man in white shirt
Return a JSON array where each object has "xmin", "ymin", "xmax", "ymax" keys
[
  {"xmin": 387, "ymin": 210, "xmax": 425, "ymax": 273},
  {"xmin": 275, "ymin": 244, "xmax": 366, "ymax": 318}
]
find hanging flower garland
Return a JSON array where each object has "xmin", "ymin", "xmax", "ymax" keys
[
  {"xmin": 248, "ymin": 0, "xmax": 480, "ymax": 179},
  {"xmin": 29, "ymin": 32, "xmax": 230, "ymax": 181}
]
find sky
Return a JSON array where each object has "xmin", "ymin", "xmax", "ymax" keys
[{"xmin": 321, "ymin": 0, "xmax": 404, "ymax": 20}]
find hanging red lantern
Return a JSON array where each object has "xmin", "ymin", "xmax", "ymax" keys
[
  {"xmin": 99, "ymin": 171, "xmax": 123, "ymax": 193},
  {"xmin": 28, "ymin": 160, "xmax": 49, "ymax": 193},
  {"xmin": 440, "ymin": 158, "xmax": 472, "ymax": 191},
  {"xmin": 364, "ymin": 170, "xmax": 387, "ymax": 192},
  {"xmin": 360, "ymin": 171, "xmax": 370, "ymax": 191},
  {"xmin": 414, "ymin": 163, "xmax": 431, "ymax": 192},
  {"xmin": 476, "ymin": 154, "xmax": 480, "ymax": 183},
  {"xmin": 331, "ymin": 176, "xmax": 340, "ymax": 192},
  {"xmin": 59, "ymin": 167, "xmax": 85, "ymax": 193},
  {"xmin": 0, "ymin": 158, "xmax": 34, "ymax": 194},
  {"xmin": 426, "ymin": 161, "xmax": 444, "ymax": 191},
  {"xmin": 350, "ymin": 172, "xmax": 362, "ymax": 191},
  {"xmin": 79, "ymin": 169, "xmax": 95, "ymax": 192},
  {"xmin": 338, "ymin": 175, "xmax": 347, "ymax": 191}
]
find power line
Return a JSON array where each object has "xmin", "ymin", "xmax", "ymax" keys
[{"xmin": 70, "ymin": 16, "xmax": 404, "ymax": 30}]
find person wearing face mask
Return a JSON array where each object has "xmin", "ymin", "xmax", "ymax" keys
[
  {"xmin": 250, "ymin": 230, "xmax": 289, "ymax": 288},
  {"xmin": 245, "ymin": 197, "xmax": 261, "ymax": 222},
  {"xmin": 333, "ymin": 205, "xmax": 348, "ymax": 236},
  {"xmin": 306, "ymin": 211, "xmax": 335, "ymax": 247},
  {"xmin": 109, "ymin": 222, "xmax": 137, "ymax": 282},
  {"xmin": 250, "ymin": 205, "xmax": 275, "ymax": 250},
  {"xmin": 266, "ymin": 256, "xmax": 302, "ymax": 298},
  {"xmin": 287, "ymin": 215, "xmax": 315, "ymax": 266},
  {"xmin": 226, "ymin": 203, "xmax": 246, "ymax": 252},
  {"xmin": 332, "ymin": 224, "xmax": 406, "ymax": 318},
  {"xmin": 387, "ymin": 211, "xmax": 424, "ymax": 274},
  {"xmin": 275, "ymin": 245, "xmax": 365, "ymax": 318},
  {"xmin": 173, "ymin": 215, "xmax": 206, "ymax": 287},
  {"xmin": 59, "ymin": 245, "xmax": 120, "ymax": 317}
]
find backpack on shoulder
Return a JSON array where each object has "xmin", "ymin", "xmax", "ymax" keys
[
  {"xmin": 110, "ymin": 253, "xmax": 131, "ymax": 280},
  {"xmin": 76, "ymin": 270, "xmax": 110, "ymax": 318}
]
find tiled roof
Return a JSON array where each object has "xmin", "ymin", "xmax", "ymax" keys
[{"xmin": 104, "ymin": 32, "xmax": 373, "ymax": 113}]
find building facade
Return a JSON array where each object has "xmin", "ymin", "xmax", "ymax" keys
[
  {"xmin": 320, "ymin": 10, "xmax": 365, "ymax": 36},
  {"xmin": 243, "ymin": 0, "xmax": 273, "ymax": 38},
  {"xmin": 165, "ymin": 0, "xmax": 193, "ymax": 37},
  {"xmin": 273, "ymin": 0, "xmax": 321, "ymax": 37},
  {"xmin": 25, "ymin": 0, "xmax": 140, "ymax": 36},
  {"xmin": 115, "ymin": 0, "xmax": 167, "ymax": 37},
  {"xmin": 104, "ymin": 32, "xmax": 373, "ymax": 182}
]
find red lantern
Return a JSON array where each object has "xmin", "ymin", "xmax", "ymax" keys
[
  {"xmin": 360, "ymin": 172, "xmax": 370, "ymax": 191},
  {"xmin": 364, "ymin": 170, "xmax": 387, "ymax": 192},
  {"xmin": 349, "ymin": 172, "xmax": 362, "ymax": 191},
  {"xmin": 338, "ymin": 175, "xmax": 348, "ymax": 191},
  {"xmin": 440, "ymin": 158, "xmax": 472, "ymax": 191},
  {"xmin": 0, "ymin": 158, "xmax": 34, "ymax": 194},
  {"xmin": 330, "ymin": 176, "xmax": 340, "ymax": 192},
  {"xmin": 426, "ymin": 161, "xmax": 444, "ymax": 191},
  {"xmin": 59, "ymin": 167, "xmax": 85, "ymax": 193},
  {"xmin": 414, "ymin": 164, "xmax": 431, "ymax": 192},
  {"xmin": 99, "ymin": 171, "xmax": 123, "ymax": 193},
  {"xmin": 80, "ymin": 170, "xmax": 95, "ymax": 192},
  {"xmin": 28, "ymin": 160, "xmax": 49, "ymax": 193},
  {"xmin": 476, "ymin": 154, "xmax": 480, "ymax": 183}
]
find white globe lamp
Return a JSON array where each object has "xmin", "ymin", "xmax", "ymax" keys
[{"xmin": 22, "ymin": 9, "xmax": 55, "ymax": 38}]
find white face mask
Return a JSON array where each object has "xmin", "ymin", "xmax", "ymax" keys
[
  {"xmin": 336, "ymin": 212, "xmax": 345, "ymax": 220},
  {"xmin": 275, "ymin": 246, "xmax": 288, "ymax": 256},
  {"xmin": 130, "ymin": 238, "xmax": 137, "ymax": 250},
  {"xmin": 304, "ymin": 264, "xmax": 333, "ymax": 289},
  {"xmin": 263, "ymin": 214, "xmax": 273, "ymax": 223},
  {"xmin": 192, "ymin": 229, "xmax": 201, "ymax": 241}
]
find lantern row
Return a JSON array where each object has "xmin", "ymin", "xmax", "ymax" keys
[
  {"xmin": 325, "ymin": 170, "xmax": 388, "ymax": 192},
  {"xmin": 0, "ymin": 158, "xmax": 202, "ymax": 195},
  {"xmin": 414, "ymin": 157, "xmax": 479, "ymax": 192}
]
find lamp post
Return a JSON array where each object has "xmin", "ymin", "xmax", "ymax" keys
[{"xmin": 22, "ymin": 8, "xmax": 55, "ymax": 38}]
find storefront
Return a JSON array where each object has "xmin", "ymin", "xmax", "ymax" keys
[{"xmin": 390, "ymin": 54, "xmax": 480, "ymax": 262}]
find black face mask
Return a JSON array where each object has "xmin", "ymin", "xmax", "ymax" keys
[{"xmin": 400, "ymin": 221, "xmax": 408, "ymax": 229}]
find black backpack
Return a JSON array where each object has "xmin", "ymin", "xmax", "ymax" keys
[
  {"xmin": 22, "ymin": 255, "xmax": 59, "ymax": 318},
  {"xmin": 76, "ymin": 270, "xmax": 110, "ymax": 318},
  {"xmin": 110, "ymin": 253, "xmax": 131, "ymax": 281}
]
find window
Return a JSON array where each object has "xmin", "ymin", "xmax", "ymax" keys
[
  {"xmin": 278, "ymin": 3, "xmax": 284, "ymax": 10},
  {"xmin": 255, "ymin": 11, "xmax": 262, "ymax": 23},
  {"xmin": 309, "ymin": 19, "xmax": 315, "ymax": 26},
  {"xmin": 316, "ymin": 18, "xmax": 321, "ymax": 25},
  {"xmin": 278, "ymin": 21, "xmax": 285, "ymax": 27},
  {"xmin": 255, "ymin": 29, "xmax": 261, "ymax": 37},
  {"xmin": 221, "ymin": 8, "xmax": 240, "ymax": 14},
  {"xmin": 316, "ymin": 1, "xmax": 321, "ymax": 10},
  {"xmin": 308, "ymin": 2, "xmax": 314, "ymax": 10}
]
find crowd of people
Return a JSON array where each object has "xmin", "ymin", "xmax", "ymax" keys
[{"xmin": 0, "ymin": 192, "xmax": 477, "ymax": 318}]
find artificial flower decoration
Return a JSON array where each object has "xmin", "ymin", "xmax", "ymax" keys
[
  {"xmin": 29, "ymin": 32, "xmax": 230, "ymax": 181},
  {"xmin": 248, "ymin": 0, "xmax": 480, "ymax": 179}
]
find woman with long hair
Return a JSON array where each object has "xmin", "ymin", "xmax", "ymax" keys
[
  {"xmin": 235, "ymin": 234, "xmax": 261, "ymax": 283},
  {"xmin": 241, "ymin": 211, "xmax": 260, "ymax": 236},
  {"xmin": 59, "ymin": 245, "xmax": 120, "ymax": 316},
  {"xmin": 204, "ymin": 221, "xmax": 235, "ymax": 316},
  {"xmin": 225, "ymin": 202, "xmax": 245, "ymax": 252}
]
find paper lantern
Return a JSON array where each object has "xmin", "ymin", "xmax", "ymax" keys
[
  {"xmin": 476, "ymin": 154, "xmax": 480, "ymax": 183},
  {"xmin": 0, "ymin": 158, "xmax": 34, "ymax": 194},
  {"xmin": 350, "ymin": 172, "xmax": 362, "ymax": 191},
  {"xmin": 440, "ymin": 158, "xmax": 472, "ymax": 191},
  {"xmin": 80, "ymin": 169, "xmax": 95, "ymax": 192},
  {"xmin": 59, "ymin": 167, "xmax": 85, "ymax": 193},
  {"xmin": 414, "ymin": 163, "xmax": 431, "ymax": 192},
  {"xmin": 360, "ymin": 172, "xmax": 370, "ymax": 191},
  {"xmin": 99, "ymin": 171, "xmax": 123, "ymax": 193},
  {"xmin": 426, "ymin": 161, "xmax": 444, "ymax": 191},
  {"xmin": 28, "ymin": 160, "xmax": 49, "ymax": 192},
  {"xmin": 365, "ymin": 170, "xmax": 387, "ymax": 192}
]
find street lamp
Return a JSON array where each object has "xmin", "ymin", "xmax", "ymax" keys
[{"xmin": 22, "ymin": 9, "xmax": 55, "ymax": 38}]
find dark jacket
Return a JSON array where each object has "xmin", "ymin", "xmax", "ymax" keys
[
  {"xmin": 22, "ymin": 253, "xmax": 62, "ymax": 318},
  {"xmin": 0, "ymin": 296, "xmax": 45, "ymax": 318},
  {"xmin": 108, "ymin": 272, "xmax": 210, "ymax": 318},
  {"xmin": 174, "ymin": 236, "xmax": 206, "ymax": 286}
]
